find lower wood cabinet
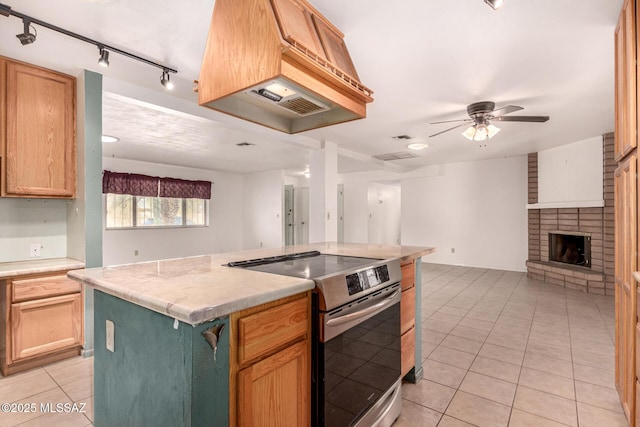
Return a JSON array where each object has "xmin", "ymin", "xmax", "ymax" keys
[
  {"xmin": 237, "ymin": 340, "xmax": 309, "ymax": 426},
  {"xmin": 400, "ymin": 260, "xmax": 416, "ymax": 378},
  {"xmin": 1, "ymin": 271, "xmax": 83, "ymax": 376},
  {"xmin": 230, "ymin": 292, "xmax": 310, "ymax": 427}
]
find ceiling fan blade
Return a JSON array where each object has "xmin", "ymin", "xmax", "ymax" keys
[
  {"xmin": 492, "ymin": 115, "xmax": 549, "ymax": 122},
  {"xmin": 430, "ymin": 118, "xmax": 472, "ymax": 125},
  {"xmin": 429, "ymin": 122, "xmax": 469, "ymax": 138},
  {"xmin": 491, "ymin": 105, "xmax": 523, "ymax": 116}
]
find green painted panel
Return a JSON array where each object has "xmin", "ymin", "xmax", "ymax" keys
[{"xmin": 94, "ymin": 291, "xmax": 229, "ymax": 427}]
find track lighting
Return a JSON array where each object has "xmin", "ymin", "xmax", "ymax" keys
[
  {"xmin": 484, "ymin": 0, "xmax": 504, "ymax": 10},
  {"xmin": 160, "ymin": 70, "xmax": 174, "ymax": 90},
  {"xmin": 98, "ymin": 47, "xmax": 110, "ymax": 68},
  {"xmin": 16, "ymin": 18, "xmax": 36, "ymax": 45},
  {"xmin": 0, "ymin": 3, "xmax": 177, "ymax": 89}
]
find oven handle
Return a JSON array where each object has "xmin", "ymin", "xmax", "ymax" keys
[{"xmin": 326, "ymin": 290, "xmax": 400, "ymax": 327}]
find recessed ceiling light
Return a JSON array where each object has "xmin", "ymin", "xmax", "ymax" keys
[
  {"xmin": 407, "ymin": 143, "xmax": 428, "ymax": 150},
  {"xmin": 101, "ymin": 135, "xmax": 119, "ymax": 143}
]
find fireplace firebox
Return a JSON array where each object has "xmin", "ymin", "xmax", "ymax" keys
[{"xmin": 549, "ymin": 231, "xmax": 591, "ymax": 268}]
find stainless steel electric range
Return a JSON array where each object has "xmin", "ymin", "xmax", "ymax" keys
[{"xmin": 228, "ymin": 251, "xmax": 402, "ymax": 427}]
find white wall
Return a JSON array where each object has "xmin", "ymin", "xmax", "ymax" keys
[
  {"xmin": 401, "ymin": 156, "xmax": 528, "ymax": 271},
  {"xmin": 0, "ymin": 199, "xmax": 69, "ymax": 262},
  {"xmin": 242, "ymin": 170, "xmax": 284, "ymax": 249},
  {"xmin": 538, "ymin": 136, "xmax": 603, "ymax": 204},
  {"xmin": 367, "ymin": 183, "xmax": 401, "ymax": 245},
  {"xmin": 102, "ymin": 158, "xmax": 243, "ymax": 265}
]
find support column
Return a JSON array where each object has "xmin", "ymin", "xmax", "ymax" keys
[{"xmin": 309, "ymin": 141, "xmax": 338, "ymax": 243}]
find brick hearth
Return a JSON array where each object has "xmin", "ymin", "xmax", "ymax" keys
[{"xmin": 526, "ymin": 133, "xmax": 615, "ymax": 295}]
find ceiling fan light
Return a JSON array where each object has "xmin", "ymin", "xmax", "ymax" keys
[
  {"xmin": 487, "ymin": 124, "xmax": 501, "ymax": 138},
  {"xmin": 484, "ymin": 0, "xmax": 504, "ymax": 10},
  {"xmin": 473, "ymin": 124, "xmax": 489, "ymax": 141},
  {"xmin": 462, "ymin": 126, "xmax": 476, "ymax": 140}
]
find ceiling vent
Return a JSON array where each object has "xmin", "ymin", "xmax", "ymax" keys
[
  {"xmin": 236, "ymin": 142, "xmax": 255, "ymax": 147},
  {"xmin": 373, "ymin": 152, "xmax": 419, "ymax": 161},
  {"xmin": 392, "ymin": 135, "xmax": 413, "ymax": 140},
  {"xmin": 197, "ymin": 0, "xmax": 373, "ymax": 134}
]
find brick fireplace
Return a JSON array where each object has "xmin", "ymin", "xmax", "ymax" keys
[{"xmin": 526, "ymin": 133, "xmax": 615, "ymax": 295}]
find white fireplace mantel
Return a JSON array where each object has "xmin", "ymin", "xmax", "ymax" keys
[{"xmin": 526, "ymin": 200, "xmax": 605, "ymax": 210}]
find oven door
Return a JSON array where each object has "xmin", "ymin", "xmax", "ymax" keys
[{"xmin": 313, "ymin": 283, "xmax": 402, "ymax": 427}]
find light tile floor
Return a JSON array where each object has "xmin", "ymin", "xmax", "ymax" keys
[
  {"xmin": 0, "ymin": 263, "xmax": 627, "ymax": 427},
  {"xmin": 395, "ymin": 263, "xmax": 627, "ymax": 427},
  {"xmin": 0, "ymin": 355, "xmax": 93, "ymax": 427}
]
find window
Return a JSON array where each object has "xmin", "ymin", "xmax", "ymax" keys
[
  {"xmin": 103, "ymin": 171, "xmax": 211, "ymax": 229},
  {"xmin": 105, "ymin": 194, "xmax": 207, "ymax": 229}
]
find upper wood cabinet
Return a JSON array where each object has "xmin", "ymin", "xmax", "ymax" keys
[
  {"xmin": 615, "ymin": 0, "xmax": 637, "ymax": 161},
  {"xmin": 1, "ymin": 57, "xmax": 76, "ymax": 198}
]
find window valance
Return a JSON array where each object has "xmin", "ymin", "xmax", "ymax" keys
[{"xmin": 102, "ymin": 171, "xmax": 212, "ymax": 200}]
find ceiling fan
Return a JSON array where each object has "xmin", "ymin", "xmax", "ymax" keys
[{"xmin": 429, "ymin": 101, "xmax": 550, "ymax": 142}]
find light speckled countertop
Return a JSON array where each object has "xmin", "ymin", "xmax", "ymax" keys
[
  {"xmin": 68, "ymin": 243, "xmax": 435, "ymax": 325},
  {"xmin": 0, "ymin": 257, "xmax": 85, "ymax": 279}
]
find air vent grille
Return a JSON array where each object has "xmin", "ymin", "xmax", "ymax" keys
[
  {"xmin": 281, "ymin": 97, "xmax": 325, "ymax": 115},
  {"xmin": 373, "ymin": 152, "xmax": 419, "ymax": 161},
  {"xmin": 392, "ymin": 135, "xmax": 413, "ymax": 140}
]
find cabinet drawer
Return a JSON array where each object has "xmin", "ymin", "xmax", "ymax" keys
[
  {"xmin": 12, "ymin": 275, "xmax": 80, "ymax": 302},
  {"xmin": 401, "ymin": 326, "xmax": 415, "ymax": 378},
  {"xmin": 401, "ymin": 287, "xmax": 416, "ymax": 335},
  {"xmin": 401, "ymin": 261, "xmax": 415, "ymax": 291},
  {"xmin": 11, "ymin": 293, "xmax": 83, "ymax": 362},
  {"xmin": 238, "ymin": 297, "xmax": 308, "ymax": 365}
]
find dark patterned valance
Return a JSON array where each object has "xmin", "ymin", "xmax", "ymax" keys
[{"xmin": 102, "ymin": 171, "xmax": 212, "ymax": 200}]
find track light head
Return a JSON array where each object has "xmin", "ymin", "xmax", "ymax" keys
[
  {"xmin": 160, "ymin": 70, "xmax": 174, "ymax": 90},
  {"xmin": 484, "ymin": 0, "xmax": 504, "ymax": 9},
  {"xmin": 0, "ymin": 3, "xmax": 12, "ymax": 17},
  {"xmin": 16, "ymin": 19, "xmax": 36, "ymax": 45},
  {"xmin": 98, "ymin": 47, "xmax": 110, "ymax": 67}
]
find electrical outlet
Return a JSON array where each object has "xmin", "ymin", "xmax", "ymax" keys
[
  {"xmin": 106, "ymin": 320, "xmax": 115, "ymax": 352},
  {"xmin": 134, "ymin": 250, "xmax": 139, "ymax": 256},
  {"xmin": 30, "ymin": 244, "xmax": 41, "ymax": 258},
  {"xmin": 451, "ymin": 248, "xmax": 455, "ymax": 254}
]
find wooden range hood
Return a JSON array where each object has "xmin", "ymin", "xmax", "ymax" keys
[{"xmin": 197, "ymin": 0, "xmax": 373, "ymax": 134}]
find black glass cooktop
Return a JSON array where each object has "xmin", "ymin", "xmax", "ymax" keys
[{"xmin": 228, "ymin": 251, "xmax": 379, "ymax": 279}]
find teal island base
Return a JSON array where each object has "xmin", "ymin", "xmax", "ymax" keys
[{"xmin": 93, "ymin": 291, "xmax": 229, "ymax": 427}]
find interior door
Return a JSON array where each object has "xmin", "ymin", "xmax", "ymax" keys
[
  {"xmin": 295, "ymin": 187, "xmax": 309, "ymax": 245},
  {"xmin": 284, "ymin": 185, "xmax": 294, "ymax": 246},
  {"xmin": 337, "ymin": 184, "xmax": 344, "ymax": 243}
]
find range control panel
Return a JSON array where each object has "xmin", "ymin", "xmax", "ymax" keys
[{"xmin": 346, "ymin": 265, "xmax": 390, "ymax": 296}]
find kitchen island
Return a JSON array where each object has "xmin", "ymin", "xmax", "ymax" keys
[{"xmin": 68, "ymin": 243, "xmax": 434, "ymax": 427}]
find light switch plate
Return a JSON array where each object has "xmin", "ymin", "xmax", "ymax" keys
[{"xmin": 106, "ymin": 320, "xmax": 115, "ymax": 352}]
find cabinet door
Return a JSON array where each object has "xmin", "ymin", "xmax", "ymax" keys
[
  {"xmin": 312, "ymin": 16, "xmax": 359, "ymax": 80},
  {"xmin": 615, "ymin": 0, "xmax": 637, "ymax": 160},
  {"xmin": 237, "ymin": 339, "xmax": 309, "ymax": 426},
  {"xmin": 615, "ymin": 154, "xmax": 638, "ymax": 422},
  {"xmin": 401, "ymin": 326, "xmax": 415, "ymax": 378},
  {"xmin": 270, "ymin": 0, "xmax": 327, "ymax": 60},
  {"xmin": 5, "ymin": 61, "xmax": 76, "ymax": 197},
  {"xmin": 11, "ymin": 293, "xmax": 82, "ymax": 362}
]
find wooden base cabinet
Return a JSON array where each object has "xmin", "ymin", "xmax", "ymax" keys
[
  {"xmin": 230, "ymin": 292, "xmax": 310, "ymax": 426},
  {"xmin": 400, "ymin": 260, "xmax": 416, "ymax": 378},
  {"xmin": 1, "ymin": 271, "xmax": 83, "ymax": 376}
]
